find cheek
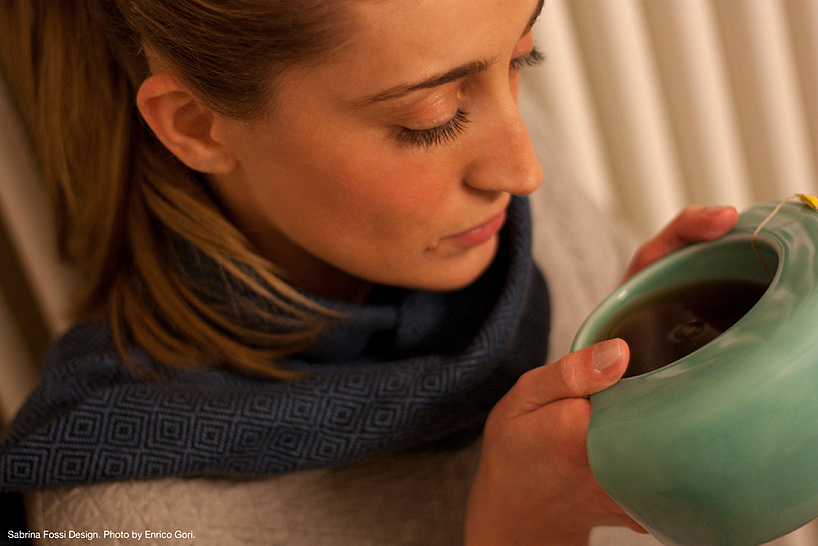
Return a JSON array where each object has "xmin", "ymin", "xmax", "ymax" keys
[
  {"xmin": 311, "ymin": 141, "xmax": 456, "ymax": 225},
  {"xmin": 364, "ymin": 161, "xmax": 451, "ymax": 209},
  {"xmin": 257, "ymin": 103, "xmax": 457, "ymax": 228},
  {"xmin": 234, "ymin": 110, "xmax": 463, "ymax": 258}
]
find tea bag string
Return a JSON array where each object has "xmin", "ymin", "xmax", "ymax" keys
[{"xmin": 751, "ymin": 194, "xmax": 818, "ymax": 281}]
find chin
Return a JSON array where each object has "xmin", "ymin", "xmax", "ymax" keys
[{"xmin": 400, "ymin": 239, "xmax": 499, "ymax": 292}]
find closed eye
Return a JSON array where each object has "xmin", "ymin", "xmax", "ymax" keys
[
  {"xmin": 510, "ymin": 46, "xmax": 545, "ymax": 72},
  {"xmin": 396, "ymin": 110, "xmax": 471, "ymax": 149}
]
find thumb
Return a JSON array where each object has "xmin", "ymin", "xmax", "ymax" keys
[{"xmin": 503, "ymin": 339, "xmax": 630, "ymax": 416}]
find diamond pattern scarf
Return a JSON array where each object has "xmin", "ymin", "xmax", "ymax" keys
[{"xmin": 0, "ymin": 196, "xmax": 549, "ymax": 492}]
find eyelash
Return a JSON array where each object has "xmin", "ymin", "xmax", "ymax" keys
[
  {"xmin": 396, "ymin": 47, "xmax": 545, "ymax": 150},
  {"xmin": 397, "ymin": 110, "xmax": 471, "ymax": 150},
  {"xmin": 510, "ymin": 46, "xmax": 546, "ymax": 72}
]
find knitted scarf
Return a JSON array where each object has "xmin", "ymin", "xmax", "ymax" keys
[{"xmin": 0, "ymin": 196, "xmax": 549, "ymax": 492}]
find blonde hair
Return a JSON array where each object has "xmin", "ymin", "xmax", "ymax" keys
[{"xmin": 0, "ymin": 1, "xmax": 353, "ymax": 377}]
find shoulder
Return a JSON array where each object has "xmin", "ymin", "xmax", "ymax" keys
[{"xmin": 40, "ymin": 321, "xmax": 240, "ymax": 385}]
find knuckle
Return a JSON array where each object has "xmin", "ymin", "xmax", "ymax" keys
[
  {"xmin": 549, "ymin": 398, "xmax": 592, "ymax": 463},
  {"xmin": 557, "ymin": 356, "xmax": 585, "ymax": 396},
  {"xmin": 556, "ymin": 397, "xmax": 591, "ymax": 432},
  {"xmin": 559, "ymin": 399, "xmax": 592, "ymax": 460}
]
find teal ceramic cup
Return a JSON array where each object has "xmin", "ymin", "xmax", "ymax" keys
[{"xmin": 572, "ymin": 201, "xmax": 818, "ymax": 546}]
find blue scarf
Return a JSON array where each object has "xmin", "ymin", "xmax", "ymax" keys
[{"xmin": 0, "ymin": 196, "xmax": 548, "ymax": 493}]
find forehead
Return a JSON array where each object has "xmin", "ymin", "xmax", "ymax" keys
[{"xmin": 311, "ymin": 0, "xmax": 539, "ymax": 97}]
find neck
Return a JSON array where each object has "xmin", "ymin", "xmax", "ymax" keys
[
  {"xmin": 254, "ymin": 226, "xmax": 374, "ymax": 302},
  {"xmin": 208, "ymin": 174, "xmax": 374, "ymax": 303}
]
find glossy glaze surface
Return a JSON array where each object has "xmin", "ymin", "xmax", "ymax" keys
[{"xmin": 572, "ymin": 202, "xmax": 818, "ymax": 546}]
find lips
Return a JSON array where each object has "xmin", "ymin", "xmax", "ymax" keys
[{"xmin": 442, "ymin": 209, "xmax": 507, "ymax": 247}]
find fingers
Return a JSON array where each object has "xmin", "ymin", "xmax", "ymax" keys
[
  {"xmin": 500, "ymin": 339, "xmax": 630, "ymax": 417},
  {"xmin": 671, "ymin": 205, "xmax": 739, "ymax": 242},
  {"xmin": 469, "ymin": 339, "xmax": 640, "ymax": 543},
  {"xmin": 626, "ymin": 205, "xmax": 739, "ymax": 278}
]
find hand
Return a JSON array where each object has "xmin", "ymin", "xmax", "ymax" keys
[
  {"xmin": 624, "ymin": 205, "xmax": 739, "ymax": 279},
  {"xmin": 464, "ymin": 339, "xmax": 646, "ymax": 546}
]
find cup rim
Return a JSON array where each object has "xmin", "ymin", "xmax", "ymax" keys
[{"xmin": 572, "ymin": 233, "xmax": 780, "ymax": 380}]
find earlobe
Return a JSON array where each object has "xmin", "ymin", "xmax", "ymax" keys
[{"xmin": 136, "ymin": 74, "xmax": 238, "ymax": 174}]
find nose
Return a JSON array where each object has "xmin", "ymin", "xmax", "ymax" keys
[{"xmin": 463, "ymin": 97, "xmax": 542, "ymax": 196}]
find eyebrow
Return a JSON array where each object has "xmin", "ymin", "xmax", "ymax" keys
[
  {"xmin": 354, "ymin": 0, "xmax": 546, "ymax": 108},
  {"xmin": 353, "ymin": 59, "xmax": 495, "ymax": 107}
]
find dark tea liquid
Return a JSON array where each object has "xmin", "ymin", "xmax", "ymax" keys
[{"xmin": 596, "ymin": 278, "xmax": 769, "ymax": 378}]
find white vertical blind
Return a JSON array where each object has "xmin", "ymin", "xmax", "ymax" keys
[
  {"xmin": 782, "ymin": 0, "xmax": 818, "ymax": 185},
  {"xmin": 524, "ymin": 0, "xmax": 617, "ymax": 216},
  {"xmin": 568, "ymin": 0, "xmax": 687, "ymax": 237},
  {"xmin": 734, "ymin": 0, "xmax": 816, "ymax": 197},
  {"xmin": 529, "ymin": 0, "xmax": 818, "ymax": 238},
  {"xmin": 642, "ymin": 0, "xmax": 751, "ymax": 209}
]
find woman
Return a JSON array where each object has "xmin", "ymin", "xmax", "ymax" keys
[{"xmin": 0, "ymin": 0, "xmax": 737, "ymax": 544}]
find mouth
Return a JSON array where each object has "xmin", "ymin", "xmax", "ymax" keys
[{"xmin": 441, "ymin": 209, "xmax": 507, "ymax": 248}]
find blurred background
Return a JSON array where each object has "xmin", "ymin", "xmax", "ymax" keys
[
  {"xmin": 1, "ymin": 0, "xmax": 818, "ymax": 539},
  {"xmin": 526, "ymin": 0, "xmax": 818, "ymax": 239}
]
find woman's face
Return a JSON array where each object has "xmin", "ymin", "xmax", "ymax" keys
[{"xmin": 210, "ymin": 0, "xmax": 544, "ymax": 299}]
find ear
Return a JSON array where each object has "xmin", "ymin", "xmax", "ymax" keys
[{"xmin": 136, "ymin": 74, "xmax": 238, "ymax": 174}]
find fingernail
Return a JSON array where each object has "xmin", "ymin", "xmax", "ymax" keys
[{"xmin": 592, "ymin": 340, "xmax": 622, "ymax": 371}]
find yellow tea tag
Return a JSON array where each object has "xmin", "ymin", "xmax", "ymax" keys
[{"xmin": 796, "ymin": 193, "xmax": 818, "ymax": 211}]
